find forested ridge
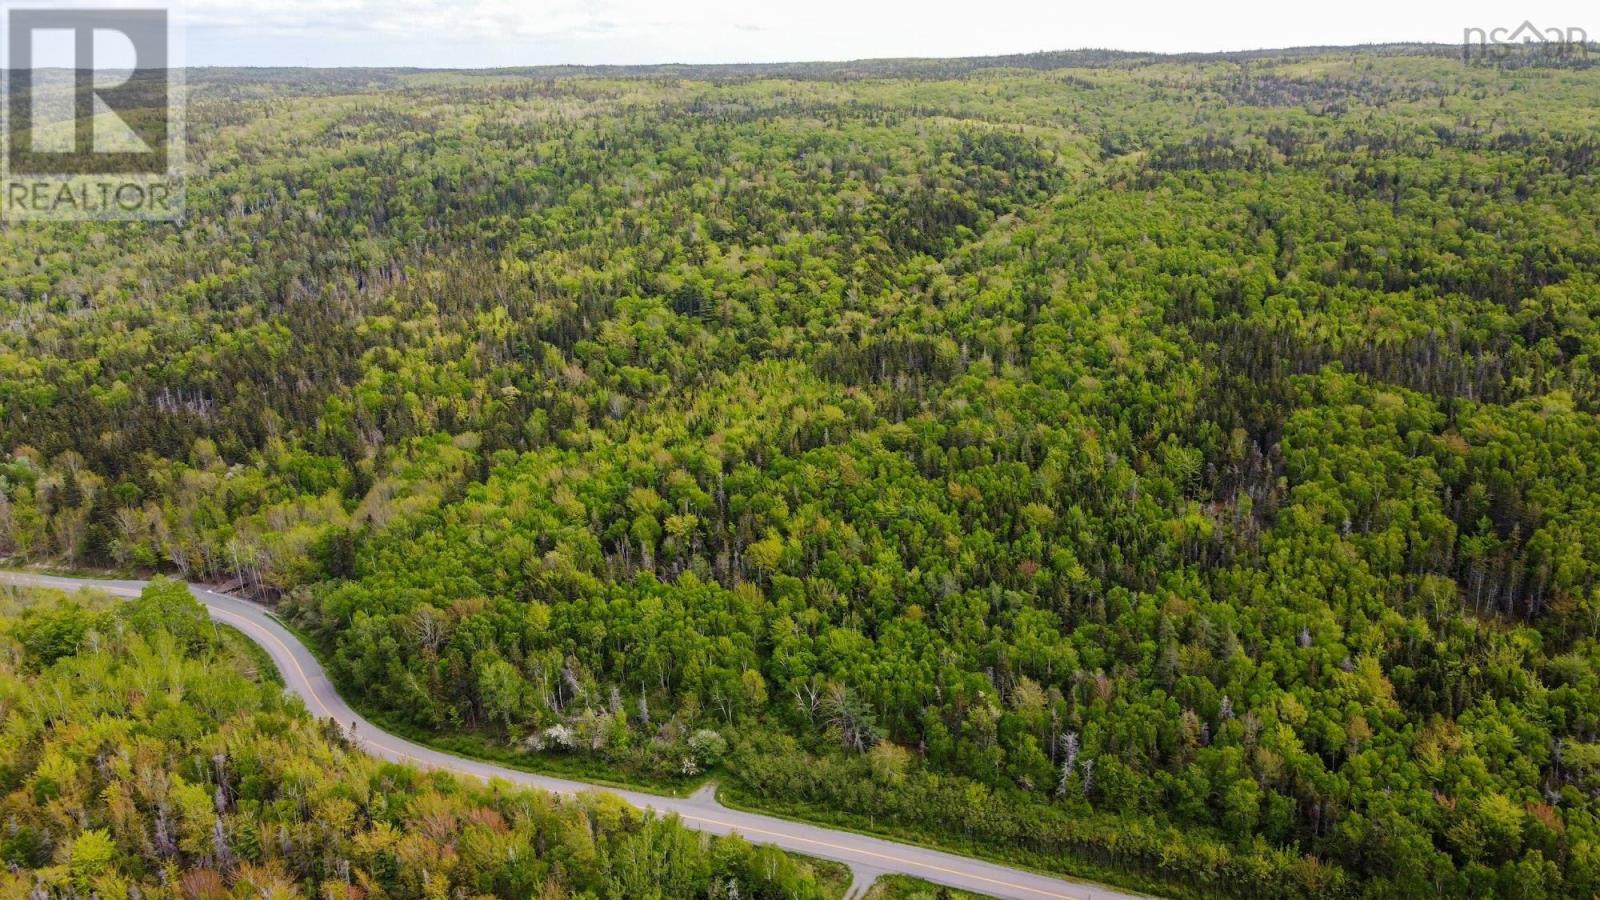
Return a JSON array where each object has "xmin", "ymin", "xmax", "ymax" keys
[{"xmin": 5, "ymin": 48, "xmax": 1600, "ymax": 897}]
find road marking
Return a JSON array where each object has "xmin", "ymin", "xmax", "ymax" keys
[
  {"xmin": 7, "ymin": 577, "xmax": 1103, "ymax": 900},
  {"xmin": 207, "ymin": 604, "xmax": 344, "ymax": 723}
]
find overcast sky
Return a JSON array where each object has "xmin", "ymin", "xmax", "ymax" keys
[{"xmin": 179, "ymin": 0, "xmax": 1597, "ymax": 68}]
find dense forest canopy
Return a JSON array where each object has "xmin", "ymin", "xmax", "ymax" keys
[
  {"xmin": 5, "ymin": 47, "xmax": 1600, "ymax": 897},
  {"xmin": 0, "ymin": 581, "xmax": 838, "ymax": 898}
]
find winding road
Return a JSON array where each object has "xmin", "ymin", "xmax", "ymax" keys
[{"xmin": 0, "ymin": 572, "xmax": 1148, "ymax": 900}]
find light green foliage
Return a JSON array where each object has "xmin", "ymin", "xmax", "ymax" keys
[
  {"xmin": 119, "ymin": 575, "xmax": 210, "ymax": 649},
  {"xmin": 5, "ymin": 48, "xmax": 1600, "ymax": 897},
  {"xmin": 0, "ymin": 585, "xmax": 836, "ymax": 898},
  {"xmin": 688, "ymin": 729, "xmax": 729, "ymax": 767}
]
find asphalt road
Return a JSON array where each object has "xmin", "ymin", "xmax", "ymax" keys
[{"xmin": 0, "ymin": 571, "xmax": 1151, "ymax": 900}]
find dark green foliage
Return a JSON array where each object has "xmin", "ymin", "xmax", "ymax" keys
[
  {"xmin": 0, "ymin": 584, "xmax": 839, "ymax": 898},
  {"xmin": 6, "ymin": 48, "xmax": 1600, "ymax": 897},
  {"xmin": 11, "ymin": 600, "xmax": 100, "ymax": 669}
]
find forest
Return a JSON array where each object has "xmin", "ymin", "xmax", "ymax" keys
[
  {"xmin": 0, "ymin": 580, "xmax": 840, "ymax": 898},
  {"xmin": 4, "ymin": 46, "xmax": 1600, "ymax": 897}
]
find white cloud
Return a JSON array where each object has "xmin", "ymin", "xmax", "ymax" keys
[{"xmin": 179, "ymin": 0, "xmax": 1599, "ymax": 67}]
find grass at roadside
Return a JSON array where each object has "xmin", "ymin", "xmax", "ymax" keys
[
  {"xmin": 802, "ymin": 855, "xmax": 854, "ymax": 899},
  {"xmin": 218, "ymin": 622, "xmax": 284, "ymax": 686},
  {"xmin": 0, "ymin": 560, "xmax": 153, "ymax": 580},
  {"xmin": 716, "ymin": 784, "xmax": 1175, "ymax": 899},
  {"xmin": 866, "ymin": 874, "xmax": 992, "ymax": 899}
]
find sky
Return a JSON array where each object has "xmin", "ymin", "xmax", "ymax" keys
[{"xmin": 172, "ymin": 0, "xmax": 1598, "ymax": 68}]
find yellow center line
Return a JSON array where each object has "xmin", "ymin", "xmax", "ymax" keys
[{"xmin": 207, "ymin": 604, "xmax": 339, "ymax": 721}]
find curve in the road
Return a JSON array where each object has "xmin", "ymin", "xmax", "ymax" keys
[{"xmin": 0, "ymin": 572, "xmax": 1151, "ymax": 900}]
